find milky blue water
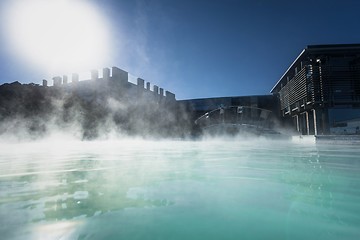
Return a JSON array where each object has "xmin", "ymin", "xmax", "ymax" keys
[{"xmin": 0, "ymin": 139, "xmax": 359, "ymax": 240}]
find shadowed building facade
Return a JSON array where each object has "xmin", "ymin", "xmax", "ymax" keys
[
  {"xmin": 271, "ymin": 44, "xmax": 360, "ymax": 135},
  {"xmin": 178, "ymin": 95, "xmax": 281, "ymax": 136}
]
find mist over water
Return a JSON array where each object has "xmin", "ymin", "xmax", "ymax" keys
[
  {"xmin": 0, "ymin": 139, "xmax": 359, "ymax": 240},
  {"xmin": 0, "ymin": 79, "xmax": 191, "ymax": 141}
]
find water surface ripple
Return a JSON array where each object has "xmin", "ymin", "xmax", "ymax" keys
[{"xmin": 0, "ymin": 139, "xmax": 359, "ymax": 240}]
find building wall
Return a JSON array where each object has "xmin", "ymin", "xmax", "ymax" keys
[
  {"xmin": 179, "ymin": 95, "xmax": 278, "ymax": 118},
  {"xmin": 178, "ymin": 95, "xmax": 281, "ymax": 135},
  {"xmin": 271, "ymin": 44, "xmax": 360, "ymax": 135}
]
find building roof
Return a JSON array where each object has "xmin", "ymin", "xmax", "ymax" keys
[{"xmin": 270, "ymin": 43, "xmax": 360, "ymax": 93}]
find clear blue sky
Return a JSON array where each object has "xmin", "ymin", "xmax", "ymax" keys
[{"xmin": 1, "ymin": 0, "xmax": 360, "ymax": 100}]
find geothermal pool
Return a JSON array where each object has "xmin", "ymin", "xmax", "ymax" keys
[{"xmin": 0, "ymin": 139, "xmax": 359, "ymax": 240}]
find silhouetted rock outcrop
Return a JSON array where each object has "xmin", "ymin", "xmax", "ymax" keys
[{"xmin": 0, "ymin": 69, "xmax": 192, "ymax": 140}]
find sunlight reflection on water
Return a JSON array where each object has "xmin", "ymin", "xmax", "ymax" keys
[{"xmin": 0, "ymin": 139, "xmax": 359, "ymax": 240}]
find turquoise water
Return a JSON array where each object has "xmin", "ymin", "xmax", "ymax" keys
[{"xmin": 0, "ymin": 139, "xmax": 359, "ymax": 240}]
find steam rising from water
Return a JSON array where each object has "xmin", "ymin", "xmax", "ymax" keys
[{"xmin": 0, "ymin": 80, "xmax": 191, "ymax": 141}]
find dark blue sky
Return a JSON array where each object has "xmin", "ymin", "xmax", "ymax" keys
[{"xmin": 1, "ymin": 0, "xmax": 360, "ymax": 99}]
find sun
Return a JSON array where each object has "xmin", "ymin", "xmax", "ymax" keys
[{"xmin": 2, "ymin": 0, "xmax": 111, "ymax": 75}]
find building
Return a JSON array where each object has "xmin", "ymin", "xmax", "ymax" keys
[
  {"xmin": 178, "ymin": 95, "xmax": 281, "ymax": 135},
  {"xmin": 179, "ymin": 95, "xmax": 278, "ymax": 119},
  {"xmin": 271, "ymin": 44, "xmax": 360, "ymax": 135}
]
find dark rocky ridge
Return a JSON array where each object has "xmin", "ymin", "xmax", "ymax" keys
[{"xmin": 0, "ymin": 79, "xmax": 192, "ymax": 140}]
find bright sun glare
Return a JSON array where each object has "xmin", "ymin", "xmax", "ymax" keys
[{"xmin": 2, "ymin": 0, "xmax": 111, "ymax": 75}]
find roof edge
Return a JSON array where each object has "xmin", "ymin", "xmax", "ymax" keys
[{"xmin": 270, "ymin": 48, "xmax": 306, "ymax": 93}]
